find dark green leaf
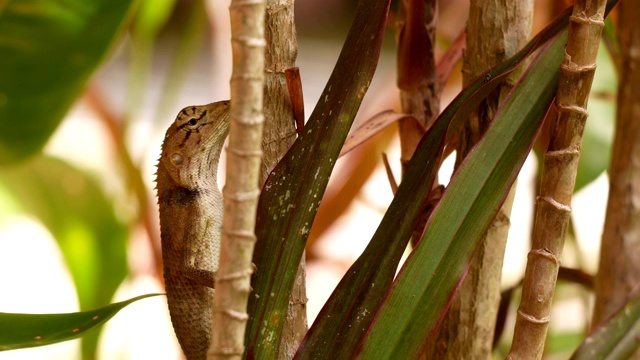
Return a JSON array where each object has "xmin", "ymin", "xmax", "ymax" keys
[
  {"xmin": 244, "ymin": 0, "xmax": 392, "ymax": 357},
  {"xmin": 355, "ymin": 29, "xmax": 566, "ymax": 359},
  {"xmin": 0, "ymin": 294, "xmax": 161, "ymax": 351},
  {"xmin": 571, "ymin": 286, "xmax": 640, "ymax": 360},
  {"xmin": 296, "ymin": 3, "xmax": 593, "ymax": 357},
  {"xmin": 0, "ymin": 0, "xmax": 135, "ymax": 164}
]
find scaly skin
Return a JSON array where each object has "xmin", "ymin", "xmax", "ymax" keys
[{"xmin": 156, "ymin": 101, "xmax": 230, "ymax": 360}]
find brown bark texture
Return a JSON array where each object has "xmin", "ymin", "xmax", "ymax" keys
[
  {"xmin": 396, "ymin": 0, "xmax": 438, "ymax": 173},
  {"xmin": 210, "ymin": 0, "xmax": 266, "ymax": 358},
  {"xmin": 593, "ymin": 0, "xmax": 640, "ymax": 336},
  {"xmin": 508, "ymin": 1, "xmax": 606, "ymax": 358},
  {"xmin": 262, "ymin": 1, "xmax": 308, "ymax": 358},
  {"xmin": 422, "ymin": 1, "xmax": 532, "ymax": 358},
  {"xmin": 395, "ymin": 0, "xmax": 439, "ymax": 271},
  {"xmin": 261, "ymin": 0, "xmax": 298, "ymax": 185}
]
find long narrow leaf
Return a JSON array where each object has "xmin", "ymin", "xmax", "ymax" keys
[
  {"xmin": 571, "ymin": 286, "xmax": 640, "ymax": 360},
  {"xmin": 355, "ymin": 29, "xmax": 567, "ymax": 360},
  {"xmin": 244, "ymin": 0, "xmax": 392, "ymax": 357},
  {"xmin": 295, "ymin": 4, "xmax": 588, "ymax": 358},
  {"xmin": 0, "ymin": 294, "xmax": 161, "ymax": 351},
  {"xmin": 296, "ymin": 64, "xmax": 511, "ymax": 359},
  {"xmin": 0, "ymin": 155, "xmax": 129, "ymax": 358}
]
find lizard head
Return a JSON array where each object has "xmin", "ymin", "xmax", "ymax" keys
[{"xmin": 160, "ymin": 100, "xmax": 231, "ymax": 190}]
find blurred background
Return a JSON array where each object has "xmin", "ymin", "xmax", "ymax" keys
[{"xmin": 0, "ymin": 0, "xmax": 615, "ymax": 358}]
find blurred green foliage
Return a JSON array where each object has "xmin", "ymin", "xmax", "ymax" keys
[
  {"xmin": 0, "ymin": 156, "xmax": 129, "ymax": 358},
  {"xmin": 576, "ymin": 40, "xmax": 617, "ymax": 191},
  {"xmin": 0, "ymin": 0, "xmax": 210, "ymax": 356},
  {"xmin": 0, "ymin": 0, "xmax": 137, "ymax": 357},
  {"xmin": 0, "ymin": 0, "xmax": 135, "ymax": 164}
]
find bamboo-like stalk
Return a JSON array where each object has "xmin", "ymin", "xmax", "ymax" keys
[
  {"xmin": 508, "ymin": 1, "xmax": 607, "ymax": 358},
  {"xmin": 424, "ymin": 1, "xmax": 532, "ymax": 358},
  {"xmin": 261, "ymin": 1, "xmax": 307, "ymax": 358},
  {"xmin": 592, "ymin": 0, "xmax": 640, "ymax": 332},
  {"xmin": 209, "ymin": 0, "xmax": 265, "ymax": 358}
]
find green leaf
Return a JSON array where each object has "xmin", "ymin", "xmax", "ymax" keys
[
  {"xmin": 296, "ymin": 3, "xmax": 591, "ymax": 357},
  {"xmin": 571, "ymin": 286, "xmax": 640, "ymax": 360},
  {"xmin": 295, "ymin": 29, "xmax": 522, "ymax": 360},
  {"xmin": 133, "ymin": 0, "xmax": 176, "ymax": 39},
  {"xmin": 355, "ymin": 28, "xmax": 567, "ymax": 360},
  {"xmin": 127, "ymin": 0, "xmax": 178, "ymax": 120},
  {"xmin": 0, "ymin": 155, "xmax": 129, "ymax": 358},
  {"xmin": 154, "ymin": 0, "xmax": 208, "ymax": 121},
  {"xmin": 0, "ymin": 0, "xmax": 136, "ymax": 164},
  {"xmin": 244, "ymin": 0, "xmax": 392, "ymax": 357},
  {"xmin": 0, "ymin": 294, "xmax": 162, "ymax": 351},
  {"xmin": 546, "ymin": 331, "xmax": 584, "ymax": 355},
  {"xmin": 601, "ymin": 17, "xmax": 620, "ymax": 76}
]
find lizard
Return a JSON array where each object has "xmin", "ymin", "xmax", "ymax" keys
[{"xmin": 156, "ymin": 100, "xmax": 230, "ymax": 360}]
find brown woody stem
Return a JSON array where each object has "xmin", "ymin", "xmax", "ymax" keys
[
  {"xmin": 593, "ymin": 0, "xmax": 640, "ymax": 330},
  {"xmin": 209, "ymin": 0, "xmax": 266, "ymax": 358},
  {"xmin": 263, "ymin": 1, "xmax": 307, "ymax": 358},
  {"xmin": 396, "ymin": 0, "xmax": 439, "ymax": 172},
  {"xmin": 424, "ymin": 0, "xmax": 533, "ymax": 358},
  {"xmin": 508, "ymin": 1, "xmax": 607, "ymax": 358}
]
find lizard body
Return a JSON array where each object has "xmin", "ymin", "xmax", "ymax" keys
[{"xmin": 156, "ymin": 101, "xmax": 230, "ymax": 360}]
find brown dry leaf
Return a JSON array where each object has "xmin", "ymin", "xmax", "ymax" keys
[
  {"xmin": 339, "ymin": 110, "xmax": 420, "ymax": 158},
  {"xmin": 436, "ymin": 30, "xmax": 466, "ymax": 95}
]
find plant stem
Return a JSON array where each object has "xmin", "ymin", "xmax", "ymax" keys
[
  {"xmin": 396, "ymin": 0, "xmax": 439, "ymax": 175},
  {"xmin": 592, "ymin": 0, "xmax": 640, "ymax": 333},
  {"xmin": 425, "ymin": 1, "xmax": 532, "ymax": 358},
  {"xmin": 209, "ymin": 0, "xmax": 265, "ymax": 358},
  {"xmin": 508, "ymin": 1, "xmax": 607, "ymax": 358},
  {"xmin": 262, "ymin": 1, "xmax": 307, "ymax": 358}
]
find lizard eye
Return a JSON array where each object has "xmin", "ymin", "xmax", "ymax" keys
[
  {"xmin": 189, "ymin": 118, "xmax": 198, "ymax": 126},
  {"xmin": 171, "ymin": 153, "xmax": 184, "ymax": 165}
]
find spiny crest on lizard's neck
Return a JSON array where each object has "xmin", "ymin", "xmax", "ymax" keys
[{"xmin": 157, "ymin": 101, "xmax": 230, "ymax": 190}]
